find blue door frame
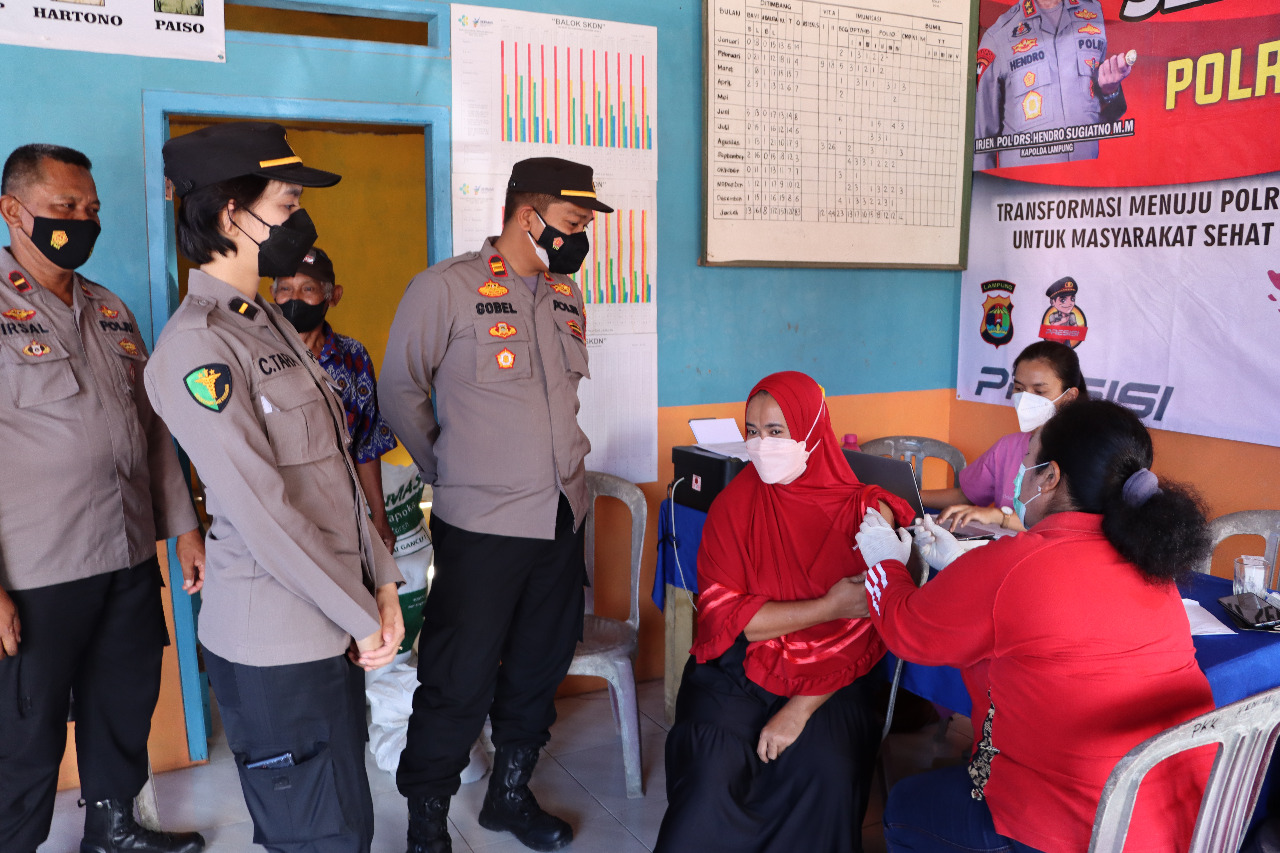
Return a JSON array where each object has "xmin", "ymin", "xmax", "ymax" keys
[{"xmin": 141, "ymin": 89, "xmax": 451, "ymax": 760}]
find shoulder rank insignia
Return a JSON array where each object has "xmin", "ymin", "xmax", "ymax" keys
[
  {"xmin": 478, "ymin": 281, "xmax": 509, "ymax": 298},
  {"xmin": 9, "ymin": 271, "xmax": 32, "ymax": 293},
  {"xmin": 80, "ymin": 284, "xmax": 92, "ymax": 298},
  {"xmin": 488, "ymin": 255, "xmax": 508, "ymax": 277},
  {"xmin": 495, "ymin": 348, "xmax": 516, "ymax": 370},
  {"xmin": 228, "ymin": 297, "xmax": 259, "ymax": 320},
  {"xmin": 550, "ymin": 281, "xmax": 573, "ymax": 297},
  {"xmin": 2, "ymin": 308, "xmax": 35, "ymax": 321},
  {"xmin": 1022, "ymin": 0, "xmax": 1037, "ymax": 17},
  {"xmin": 22, "ymin": 340, "xmax": 51, "ymax": 357},
  {"xmin": 119, "ymin": 339, "xmax": 140, "ymax": 356},
  {"xmin": 565, "ymin": 320, "xmax": 585, "ymax": 342},
  {"xmin": 489, "ymin": 321, "xmax": 518, "ymax": 339},
  {"xmin": 184, "ymin": 363, "xmax": 234, "ymax": 412},
  {"xmin": 97, "ymin": 305, "xmax": 120, "ymax": 319}
]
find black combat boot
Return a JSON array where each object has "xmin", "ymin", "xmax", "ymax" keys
[
  {"xmin": 80, "ymin": 798, "xmax": 205, "ymax": 853},
  {"xmin": 478, "ymin": 745, "xmax": 572, "ymax": 852},
  {"xmin": 407, "ymin": 795, "xmax": 452, "ymax": 853}
]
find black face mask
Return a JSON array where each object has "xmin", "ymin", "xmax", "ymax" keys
[
  {"xmin": 238, "ymin": 207, "xmax": 319, "ymax": 278},
  {"xmin": 20, "ymin": 205, "xmax": 101, "ymax": 270},
  {"xmin": 278, "ymin": 298, "xmax": 328, "ymax": 333},
  {"xmin": 531, "ymin": 213, "xmax": 590, "ymax": 275}
]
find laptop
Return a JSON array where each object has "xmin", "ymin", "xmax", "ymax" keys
[{"xmin": 842, "ymin": 449, "xmax": 1006, "ymax": 540}]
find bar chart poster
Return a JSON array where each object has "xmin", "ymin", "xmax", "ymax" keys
[{"xmin": 451, "ymin": 5, "xmax": 659, "ymax": 483}]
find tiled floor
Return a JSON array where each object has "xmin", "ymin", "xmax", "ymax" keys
[{"xmin": 39, "ymin": 680, "xmax": 972, "ymax": 852}]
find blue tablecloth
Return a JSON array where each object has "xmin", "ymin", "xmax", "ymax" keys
[{"xmin": 890, "ymin": 571, "xmax": 1280, "ymax": 716}]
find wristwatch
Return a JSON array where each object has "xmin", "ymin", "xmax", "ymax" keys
[{"xmin": 999, "ymin": 506, "xmax": 1013, "ymax": 528}]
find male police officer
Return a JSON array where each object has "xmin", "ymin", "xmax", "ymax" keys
[
  {"xmin": 0, "ymin": 144, "xmax": 206, "ymax": 853},
  {"xmin": 974, "ymin": 0, "xmax": 1133, "ymax": 168},
  {"xmin": 382, "ymin": 158, "xmax": 611, "ymax": 853}
]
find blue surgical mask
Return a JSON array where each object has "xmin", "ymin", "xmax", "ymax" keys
[{"xmin": 1012, "ymin": 460, "xmax": 1050, "ymax": 524}]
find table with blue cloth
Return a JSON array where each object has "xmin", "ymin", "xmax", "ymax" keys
[{"xmin": 656, "ymin": 498, "xmax": 1280, "ymax": 827}]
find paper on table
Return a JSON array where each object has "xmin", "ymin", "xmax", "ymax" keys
[
  {"xmin": 689, "ymin": 418, "xmax": 743, "ymax": 444},
  {"xmin": 1183, "ymin": 599, "xmax": 1235, "ymax": 635}
]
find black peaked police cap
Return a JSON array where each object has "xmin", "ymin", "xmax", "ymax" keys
[
  {"xmin": 163, "ymin": 122, "xmax": 341, "ymax": 199},
  {"xmin": 507, "ymin": 157, "xmax": 614, "ymax": 213},
  {"xmin": 1046, "ymin": 276, "xmax": 1079, "ymax": 298}
]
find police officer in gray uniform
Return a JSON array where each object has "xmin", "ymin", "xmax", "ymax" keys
[
  {"xmin": 381, "ymin": 158, "xmax": 611, "ymax": 853},
  {"xmin": 145, "ymin": 122, "xmax": 404, "ymax": 853},
  {"xmin": 974, "ymin": 0, "xmax": 1133, "ymax": 169},
  {"xmin": 0, "ymin": 144, "xmax": 206, "ymax": 853}
]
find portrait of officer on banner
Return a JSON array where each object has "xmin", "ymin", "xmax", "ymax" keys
[
  {"xmin": 973, "ymin": 0, "xmax": 1136, "ymax": 170},
  {"xmin": 1039, "ymin": 275, "xmax": 1088, "ymax": 348}
]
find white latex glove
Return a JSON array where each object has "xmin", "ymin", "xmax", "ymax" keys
[
  {"xmin": 855, "ymin": 508, "xmax": 912, "ymax": 568},
  {"xmin": 913, "ymin": 514, "xmax": 966, "ymax": 571}
]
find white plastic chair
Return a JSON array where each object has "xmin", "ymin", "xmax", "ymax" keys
[
  {"xmin": 860, "ymin": 435, "xmax": 966, "ymax": 490},
  {"xmin": 1089, "ymin": 684, "xmax": 1280, "ymax": 853},
  {"xmin": 566, "ymin": 471, "xmax": 648, "ymax": 798},
  {"xmin": 1199, "ymin": 510, "xmax": 1280, "ymax": 587}
]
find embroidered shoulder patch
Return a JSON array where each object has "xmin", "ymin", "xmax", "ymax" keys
[{"xmin": 184, "ymin": 364, "xmax": 233, "ymax": 412}]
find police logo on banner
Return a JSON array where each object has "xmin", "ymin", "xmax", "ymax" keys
[{"xmin": 980, "ymin": 280, "xmax": 1016, "ymax": 348}]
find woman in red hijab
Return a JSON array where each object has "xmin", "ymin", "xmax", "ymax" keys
[{"xmin": 655, "ymin": 371, "xmax": 913, "ymax": 853}]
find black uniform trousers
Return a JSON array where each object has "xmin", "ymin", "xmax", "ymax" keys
[
  {"xmin": 0, "ymin": 557, "xmax": 167, "ymax": 853},
  {"xmin": 204, "ymin": 649, "xmax": 374, "ymax": 853},
  {"xmin": 397, "ymin": 493, "xmax": 586, "ymax": 799},
  {"xmin": 655, "ymin": 637, "xmax": 882, "ymax": 853}
]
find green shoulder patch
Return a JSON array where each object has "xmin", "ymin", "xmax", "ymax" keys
[{"xmin": 183, "ymin": 363, "xmax": 233, "ymax": 412}]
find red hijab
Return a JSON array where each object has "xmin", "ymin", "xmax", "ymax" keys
[{"xmin": 690, "ymin": 371, "xmax": 914, "ymax": 696}]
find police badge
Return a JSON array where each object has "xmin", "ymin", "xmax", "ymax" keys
[{"xmin": 980, "ymin": 280, "xmax": 1016, "ymax": 349}]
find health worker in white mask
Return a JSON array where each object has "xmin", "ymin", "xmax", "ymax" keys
[{"xmin": 920, "ymin": 341, "xmax": 1086, "ymax": 533}]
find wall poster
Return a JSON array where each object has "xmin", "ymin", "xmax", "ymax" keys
[
  {"xmin": 0, "ymin": 0, "xmax": 225, "ymax": 62},
  {"xmin": 704, "ymin": 0, "xmax": 978, "ymax": 268}
]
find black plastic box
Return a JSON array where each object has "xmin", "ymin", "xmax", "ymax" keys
[{"xmin": 671, "ymin": 445, "xmax": 747, "ymax": 512}]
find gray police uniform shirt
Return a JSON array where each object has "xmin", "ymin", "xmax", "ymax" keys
[
  {"xmin": 974, "ymin": 0, "xmax": 1125, "ymax": 169},
  {"xmin": 144, "ymin": 270, "xmax": 402, "ymax": 667},
  {"xmin": 381, "ymin": 239, "xmax": 591, "ymax": 541},
  {"xmin": 0, "ymin": 250, "xmax": 196, "ymax": 591}
]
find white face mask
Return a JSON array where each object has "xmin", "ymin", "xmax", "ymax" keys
[
  {"xmin": 1011, "ymin": 389, "xmax": 1068, "ymax": 432},
  {"xmin": 745, "ymin": 402, "xmax": 824, "ymax": 485}
]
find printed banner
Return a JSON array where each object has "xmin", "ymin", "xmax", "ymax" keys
[
  {"xmin": 958, "ymin": 0, "xmax": 1280, "ymax": 448},
  {"xmin": 0, "ymin": 0, "xmax": 225, "ymax": 62}
]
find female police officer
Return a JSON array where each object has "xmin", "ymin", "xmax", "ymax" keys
[{"xmin": 144, "ymin": 122, "xmax": 404, "ymax": 853}]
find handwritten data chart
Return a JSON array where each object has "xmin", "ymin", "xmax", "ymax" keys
[{"xmin": 705, "ymin": 0, "xmax": 975, "ymax": 267}]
